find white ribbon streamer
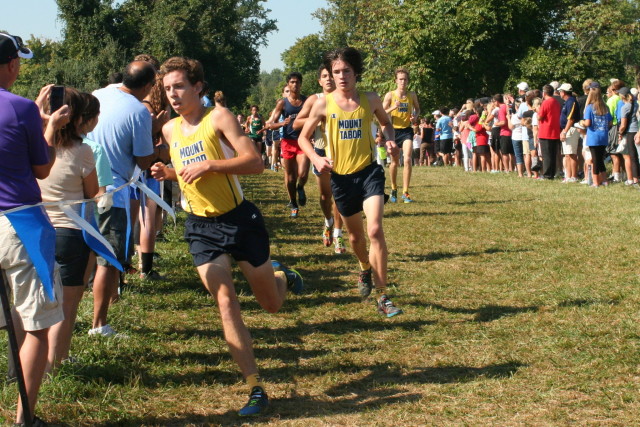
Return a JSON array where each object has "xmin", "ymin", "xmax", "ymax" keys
[
  {"xmin": 131, "ymin": 180, "xmax": 176, "ymax": 222},
  {"xmin": 58, "ymin": 205, "xmax": 119, "ymax": 260}
]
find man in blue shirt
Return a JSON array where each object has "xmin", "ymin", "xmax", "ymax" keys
[
  {"xmin": 87, "ymin": 60, "xmax": 159, "ymax": 337},
  {"xmin": 436, "ymin": 107, "xmax": 454, "ymax": 165}
]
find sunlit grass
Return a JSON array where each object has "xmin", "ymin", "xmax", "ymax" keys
[{"xmin": 2, "ymin": 165, "xmax": 640, "ymax": 425}]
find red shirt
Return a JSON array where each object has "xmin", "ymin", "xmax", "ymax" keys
[
  {"xmin": 498, "ymin": 104, "xmax": 511, "ymax": 137},
  {"xmin": 474, "ymin": 124, "xmax": 489, "ymax": 146},
  {"xmin": 537, "ymin": 96, "xmax": 561, "ymax": 139}
]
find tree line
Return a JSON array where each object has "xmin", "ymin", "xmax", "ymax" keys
[{"xmin": 9, "ymin": 0, "xmax": 640, "ymax": 116}]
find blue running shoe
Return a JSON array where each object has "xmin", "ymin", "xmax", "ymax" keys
[
  {"xmin": 238, "ymin": 386, "xmax": 269, "ymax": 417},
  {"xmin": 272, "ymin": 260, "xmax": 304, "ymax": 294},
  {"xmin": 290, "ymin": 208, "xmax": 299, "ymax": 218},
  {"xmin": 377, "ymin": 294, "xmax": 403, "ymax": 317},
  {"xmin": 402, "ymin": 193, "xmax": 414, "ymax": 203},
  {"xmin": 389, "ymin": 189, "xmax": 398, "ymax": 203}
]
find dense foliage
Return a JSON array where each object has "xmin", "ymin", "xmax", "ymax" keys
[
  {"xmin": 278, "ymin": 0, "xmax": 640, "ymax": 110},
  {"xmin": 12, "ymin": 0, "xmax": 276, "ymax": 109}
]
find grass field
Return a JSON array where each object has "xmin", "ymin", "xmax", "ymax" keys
[{"xmin": 2, "ymin": 165, "xmax": 640, "ymax": 426}]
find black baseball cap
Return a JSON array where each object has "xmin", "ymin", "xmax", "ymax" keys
[{"xmin": 0, "ymin": 33, "xmax": 33, "ymax": 64}]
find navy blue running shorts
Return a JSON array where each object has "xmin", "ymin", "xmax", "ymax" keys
[
  {"xmin": 184, "ymin": 200, "xmax": 270, "ymax": 268},
  {"xmin": 394, "ymin": 126, "xmax": 414, "ymax": 148},
  {"xmin": 331, "ymin": 162, "xmax": 385, "ymax": 218}
]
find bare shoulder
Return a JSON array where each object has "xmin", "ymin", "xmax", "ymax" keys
[
  {"xmin": 365, "ymin": 91, "xmax": 383, "ymax": 103},
  {"xmin": 162, "ymin": 117, "xmax": 177, "ymax": 140}
]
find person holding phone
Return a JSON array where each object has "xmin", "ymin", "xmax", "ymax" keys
[{"xmin": 0, "ymin": 32, "xmax": 70, "ymax": 427}]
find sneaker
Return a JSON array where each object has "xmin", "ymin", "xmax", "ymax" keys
[
  {"xmin": 389, "ymin": 189, "xmax": 398, "ymax": 203},
  {"xmin": 625, "ymin": 180, "xmax": 635, "ymax": 186},
  {"xmin": 297, "ymin": 187, "xmax": 307, "ymax": 206},
  {"xmin": 88, "ymin": 324, "xmax": 127, "ymax": 338},
  {"xmin": 358, "ymin": 269, "xmax": 373, "ymax": 299},
  {"xmin": 238, "ymin": 386, "xmax": 269, "ymax": 417},
  {"xmin": 272, "ymin": 260, "xmax": 304, "ymax": 294},
  {"xmin": 377, "ymin": 294, "xmax": 403, "ymax": 317},
  {"xmin": 580, "ymin": 179, "xmax": 589, "ymax": 184},
  {"xmin": 402, "ymin": 193, "xmax": 414, "ymax": 203},
  {"xmin": 140, "ymin": 270, "xmax": 166, "ymax": 281},
  {"xmin": 290, "ymin": 208, "xmax": 299, "ymax": 218},
  {"xmin": 14, "ymin": 415, "xmax": 48, "ymax": 427},
  {"xmin": 322, "ymin": 225, "xmax": 332, "ymax": 247},
  {"xmin": 334, "ymin": 236, "xmax": 346, "ymax": 254}
]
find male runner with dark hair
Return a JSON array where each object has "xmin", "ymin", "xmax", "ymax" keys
[
  {"xmin": 293, "ymin": 64, "xmax": 346, "ymax": 253},
  {"xmin": 298, "ymin": 47, "xmax": 403, "ymax": 317},
  {"xmin": 267, "ymin": 72, "xmax": 308, "ymax": 217},
  {"xmin": 152, "ymin": 56, "xmax": 303, "ymax": 416}
]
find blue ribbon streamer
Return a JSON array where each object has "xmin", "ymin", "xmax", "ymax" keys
[
  {"xmin": 80, "ymin": 203, "xmax": 124, "ymax": 272},
  {"xmin": 5, "ymin": 206, "xmax": 56, "ymax": 301}
]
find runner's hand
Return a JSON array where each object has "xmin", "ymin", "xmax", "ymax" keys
[
  {"xmin": 150, "ymin": 162, "xmax": 168, "ymax": 181},
  {"xmin": 313, "ymin": 157, "xmax": 333, "ymax": 174},
  {"xmin": 386, "ymin": 140, "xmax": 399, "ymax": 157},
  {"xmin": 178, "ymin": 161, "xmax": 210, "ymax": 184}
]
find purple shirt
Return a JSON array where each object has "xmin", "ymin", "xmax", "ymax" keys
[{"xmin": 0, "ymin": 88, "xmax": 49, "ymax": 211}]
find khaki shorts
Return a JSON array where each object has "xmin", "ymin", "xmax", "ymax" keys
[
  {"xmin": 562, "ymin": 128, "xmax": 581, "ymax": 155},
  {"xmin": 0, "ymin": 216, "xmax": 63, "ymax": 332}
]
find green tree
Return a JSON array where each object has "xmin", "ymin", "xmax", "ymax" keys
[
  {"xmin": 14, "ymin": 0, "xmax": 276, "ymax": 108},
  {"xmin": 310, "ymin": 0, "xmax": 624, "ymax": 110},
  {"xmin": 245, "ymin": 68, "xmax": 285, "ymax": 117},
  {"xmin": 281, "ymin": 34, "xmax": 330, "ymax": 96}
]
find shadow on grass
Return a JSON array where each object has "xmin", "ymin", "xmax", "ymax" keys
[
  {"xmin": 420, "ymin": 302, "xmax": 538, "ymax": 322},
  {"xmin": 384, "ymin": 210, "xmax": 487, "ymax": 218},
  {"xmin": 324, "ymin": 361, "xmax": 526, "ymax": 397},
  {"xmin": 448, "ymin": 198, "xmax": 535, "ymax": 206},
  {"xmin": 399, "ymin": 247, "xmax": 530, "ymax": 262},
  {"xmin": 115, "ymin": 388, "xmax": 423, "ymax": 425}
]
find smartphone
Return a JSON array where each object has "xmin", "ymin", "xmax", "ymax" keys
[{"xmin": 49, "ymin": 85, "xmax": 65, "ymax": 114}]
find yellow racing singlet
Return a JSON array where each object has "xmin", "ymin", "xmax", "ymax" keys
[
  {"xmin": 170, "ymin": 108, "xmax": 244, "ymax": 216},
  {"xmin": 390, "ymin": 91, "xmax": 413, "ymax": 129},
  {"xmin": 325, "ymin": 91, "xmax": 376, "ymax": 175}
]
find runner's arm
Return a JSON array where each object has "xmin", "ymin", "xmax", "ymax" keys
[
  {"xmin": 370, "ymin": 92, "xmax": 398, "ymax": 157},
  {"xmin": 411, "ymin": 91, "xmax": 421, "ymax": 120},
  {"xmin": 293, "ymin": 95, "xmax": 318, "ymax": 131},
  {"xmin": 299, "ymin": 97, "xmax": 331, "ymax": 173},
  {"xmin": 151, "ymin": 119, "xmax": 178, "ymax": 182}
]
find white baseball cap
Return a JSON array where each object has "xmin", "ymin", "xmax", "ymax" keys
[
  {"xmin": 559, "ymin": 83, "xmax": 572, "ymax": 92},
  {"xmin": 517, "ymin": 82, "xmax": 529, "ymax": 91}
]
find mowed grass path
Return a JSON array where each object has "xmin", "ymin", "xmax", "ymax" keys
[{"xmin": 2, "ymin": 165, "xmax": 640, "ymax": 425}]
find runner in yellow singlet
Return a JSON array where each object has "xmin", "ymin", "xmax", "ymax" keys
[
  {"xmin": 150, "ymin": 56, "xmax": 304, "ymax": 417},
  {"xmin": 298, "ymin": 47, "xmax": 403, "ymax": 317},
  {"xmin": 383, "ymin": 68, "xmax": 421, "ymax": 203},
  {"xmin": 293, "ymin": 64, "xmax": 346, "ymax": 254}
]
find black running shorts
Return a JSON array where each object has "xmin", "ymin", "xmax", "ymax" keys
[
  {"xmin": 394, "ymin": 127, "xmax": 414, "ymax": 148},
  {"xmin": 184, "ymin": 200, "xmax": 270, "ymax": 267},
  {"xmin": 331, "ymin": 162, "xmax": 385, "ymax": 217}
]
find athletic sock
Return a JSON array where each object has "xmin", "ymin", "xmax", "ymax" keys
[
  {"xmin": 376, "ymin": 286, "xmax": 387, "ymax": 295},
  {"xmin": 333, "ymin": 228, "xmax": 343, "ymax": 238},
  {"xmin": 402, "ymin": 188, "xmax": 408, "ymax": 194},
  {"xmin": 324, "ymin": 217, "xmax": 334, "ymax": 228},
  {"xmin": 274, "ymin": 270, "xmax": 286, "ymax": 284},
  {"xmin": 391, "ymin": 185, "xmax": 397, "ymax": 191},
  {"xmin": 141, "ymin": 252, "xmax": 154, "ymax": 274},
  {"xmin": 246, "ymin": 373, "xmax": 264, "ymax": 390},
  {"xmin": 359, "ymin": 261, "xmax": 371, "ymax": 271}
]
